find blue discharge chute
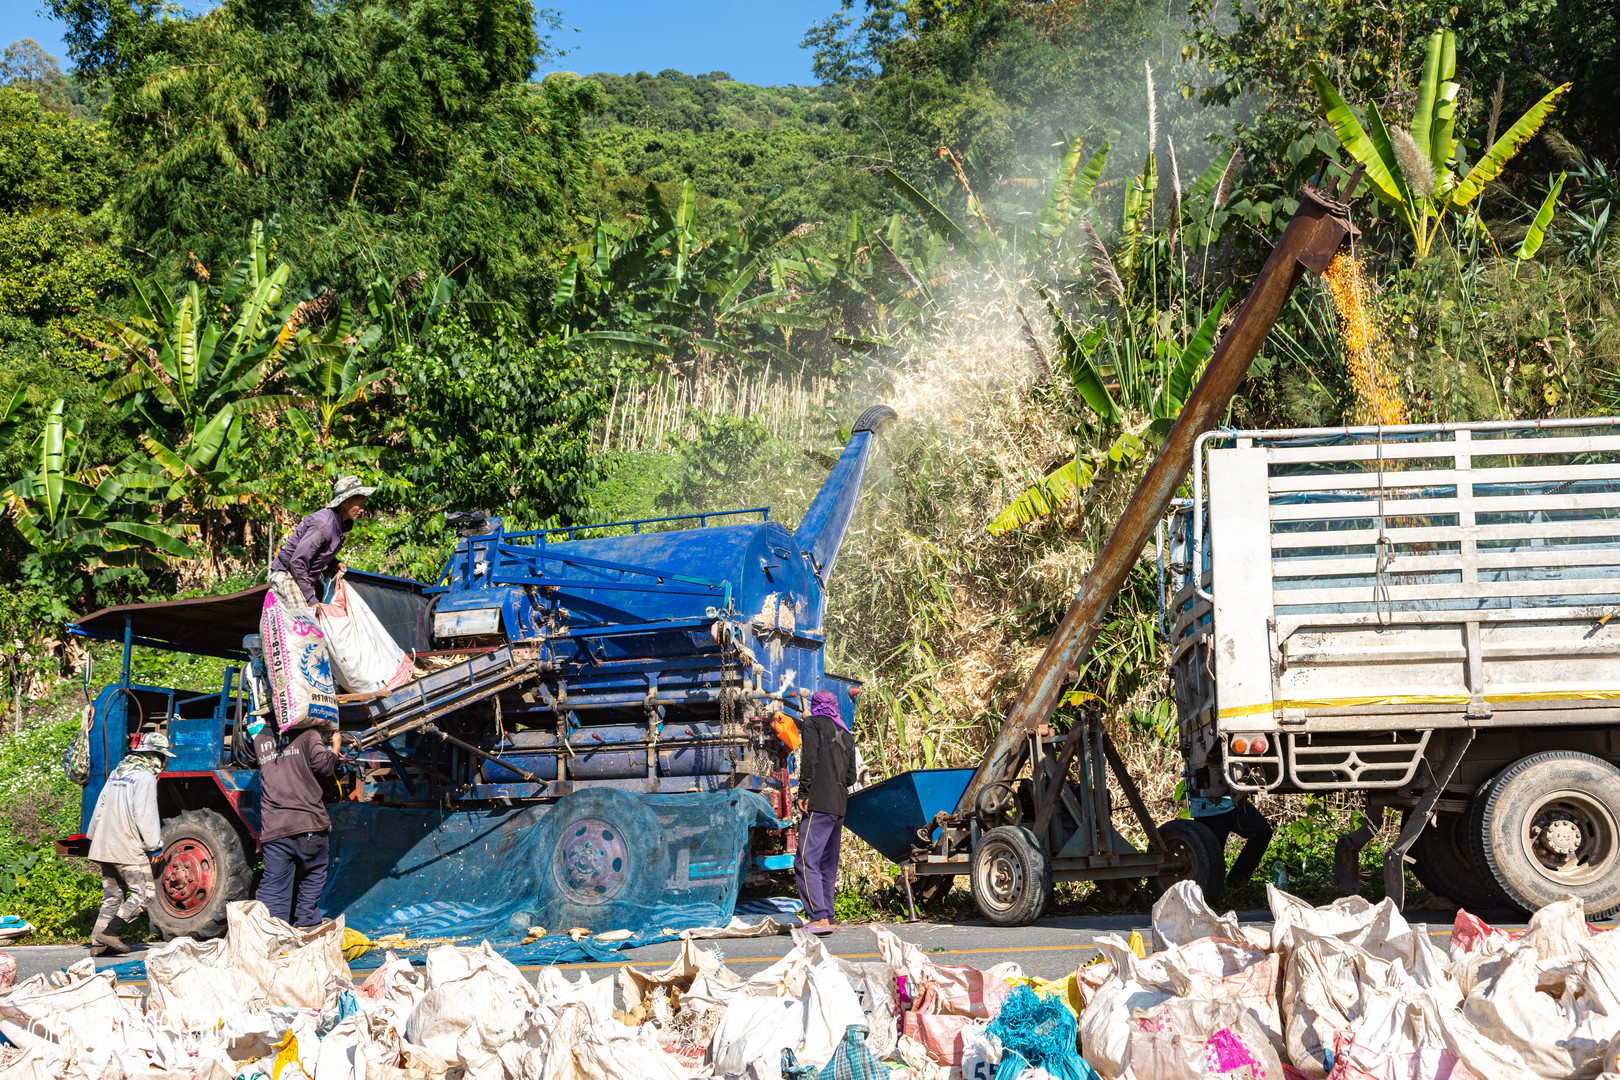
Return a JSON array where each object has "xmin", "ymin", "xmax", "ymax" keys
[{"xmin": 323, "ymin": 787, "xmax": 785, "ymax": 966}]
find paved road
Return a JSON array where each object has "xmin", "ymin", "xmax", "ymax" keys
[{"xmin": 3, "ymin": 904, "xmax": 1505, "ymax": 990}]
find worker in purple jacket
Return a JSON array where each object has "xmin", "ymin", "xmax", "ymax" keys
[
  {"xmin": 796, "ymin": 690, "xmax": 856, "ymax": 935},
  {"xmin": 269, "ymin": 475, "xmax": 375, "ymax": 611}
]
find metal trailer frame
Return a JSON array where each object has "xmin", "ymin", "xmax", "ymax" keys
[
  {"xmin": 882, "ymin": 168, "xmax": 1368, "ymax": 924},
  {"xmin": 1165, "ymin": 416, "xmax": 1620, "ymax": 905}
]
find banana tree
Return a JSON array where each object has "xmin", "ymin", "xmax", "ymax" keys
[
  {"xmin": 99, "ymin": 220, "xmax": 303, "ymax": 435},
  {"xmin": 988, "ymin": 294, "xmax": 1230, "ymax": 534},
  {"xmin": 558, "ymin": 182, "xmax": 833, "ymax": 370},
  {"xmin": 2, "ymin": 401, "xmax": 194, "ymax": 595},
  {"xmin": 1311, "ymin": 30, "xmax": 1570, "ymax": 257},
  {"xmin": 281, "ymin": 298, "xmax": 392, "ymax": 465}
]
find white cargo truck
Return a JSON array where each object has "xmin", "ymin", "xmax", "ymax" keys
[{"xmin": 1164, "ymin": 418, "xmax": 1620, "ymax": 915}]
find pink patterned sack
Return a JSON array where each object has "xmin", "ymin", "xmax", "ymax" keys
[{"xmin": 260, "ymin": 590, "xmax": 339, "ymax": 732}]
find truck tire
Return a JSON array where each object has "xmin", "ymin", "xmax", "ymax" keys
[
  {"xmin": 971, "ymin": 826, "xmax": 1052, "ymax": 927},
  {"xmin": 1471, "ymin": 751, "xmax": 1620, "ymax": 917},
  {"xmin": 1411, "ymin": 811, "xmax": 1507, "ymax": 911},
  {"xmin": 531, "ymin": 789, "xmax": 671, "ymax": 933},
  {"xmin": 149, "ymin": 809, "xmax": 252, "ymax": 941},
  {"xmin": 1150, "ymin": 819, "xmax": 1225, "ymax": 905}
]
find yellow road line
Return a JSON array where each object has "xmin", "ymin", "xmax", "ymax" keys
[{"xmin": 103, "ymin": 925, "xmax": 1475, "ymax": 985}]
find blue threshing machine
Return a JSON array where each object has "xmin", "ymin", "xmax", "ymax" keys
[{"xmin": 60, "ymin": 406, "xmax": 898, "ymax": 939}]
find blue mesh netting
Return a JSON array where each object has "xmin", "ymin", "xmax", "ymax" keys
[
  {"xmin": 325, "ymin": 788, "xmax": 784, "ymax": 966},
  {"xmin": 106, "ymin": 788, "xmax": 784, "ymax": 979},
  {"xmin": 988, "ymin": 987, "xmax": 1100, "ymax": 1080}
]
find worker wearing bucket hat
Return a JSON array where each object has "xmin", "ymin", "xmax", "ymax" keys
[
  {"xmin": 86, "ymin": 732, "xmax": 176, "ymax": 954},
  {"xmin": 269, "ymin": 475, "xmax": 377, "ymax": 612}
]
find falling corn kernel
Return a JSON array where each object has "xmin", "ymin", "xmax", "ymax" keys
[{"xmin": 1323, "ymin": 252, "xmax": 1407, "ymax": 426}]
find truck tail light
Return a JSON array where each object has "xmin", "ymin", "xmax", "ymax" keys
[{"xmin": 1230, "ymin": 735, "xmax": 1271, "ymax": 755}]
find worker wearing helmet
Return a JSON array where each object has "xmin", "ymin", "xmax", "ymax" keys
[
  {"xmin": 85, "ymin": 732, "xmax": 176, "ymax": 955},
  {"xmin": 796, "ymin": 690, "xmax": 856, "ymax": 935},
  {"xmin": 269, "ymin": 475, "xmax": 376, "ymax": 611}
]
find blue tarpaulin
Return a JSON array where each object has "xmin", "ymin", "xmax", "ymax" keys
[{"xmin": 109, "ymin": 787, "xmax": 786, "ymax": 979}]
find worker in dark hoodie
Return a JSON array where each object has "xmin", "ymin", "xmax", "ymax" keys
[
  {"xmin": 795, "ymin": 689, "xmax": 856, "ymax": 935},
  {"xmin": 253, "ymin": 722, "xmax": 341, "ymax": 926}
]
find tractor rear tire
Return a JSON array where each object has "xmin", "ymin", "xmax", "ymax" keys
[
  {"xmin": 148, "ymin": 809, "xmax": 252, "ymax": 941},
  {"xmin": 971, "ymin": 826, "xmax": 1052, "ymax": 927},
  {"xmin": 1471, "ymin": 751, "xmax": 1620, "ymax": 917},
  {"xmin": 531, "ymin": 788, "xmax": 671, "ymax": 933},
  {"xmin": 1149, "ymin": 819, "xmax": 1225, "ymax": 905}
]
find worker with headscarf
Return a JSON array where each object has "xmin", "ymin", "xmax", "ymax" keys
[
  {"xmin": 796, "ymin": 689, "xmax": 856, "ymax": 934},
  {"xmin": 269, "ymin": 475, "xmax": 376, "ymax": 611},
  {"xmin": 85, "ymin": 732, "xmax": 175, "ymax": 955}
]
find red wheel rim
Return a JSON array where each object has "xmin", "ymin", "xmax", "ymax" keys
[{"xmin": 159, "ymin": 838, "xmax": 217, "ymax": 917}]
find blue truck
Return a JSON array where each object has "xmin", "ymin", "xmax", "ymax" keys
[{"xmin": 59, "ymin": 405, "xmax": 897, "ymax": 939}]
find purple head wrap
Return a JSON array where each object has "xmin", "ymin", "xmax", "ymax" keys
[{"xmin": 810, "ymin": 690, "xmax": 849, "ymax": 732}]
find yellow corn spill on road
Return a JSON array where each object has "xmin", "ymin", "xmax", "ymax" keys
[{"xmin": 1323, "ymin": 252, "xmax": 1407, "ymax": 426}]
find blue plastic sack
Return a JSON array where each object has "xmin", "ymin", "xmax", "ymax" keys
[{"xmin": 987, "ymin": 987, "xmax": 1100, "ymax": 1080}]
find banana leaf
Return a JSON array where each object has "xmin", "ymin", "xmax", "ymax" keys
[
  {"xmin": 1152, "ymin": 291, "xmax": 1231, "ymax": 419},
  {"xmin": 104, "ymin": 521, "xmax": 195, "ymax": 558},
  {"xmin": 987, "ymin": 457, "xmax": 1097, "ymax": 535},
  {"xmin": 1429, "ymin": 41, "xmax": 1459, "ymax": 181},
  {"xmin": 571, "ymin": 330, "xmax": 667, "ymax": 354},
  {"xmin": 1187, "ymin": 147, "xmax": 1236, "ymax": 199},
  {"xmin": 1038, "ymin": 136, "xmax": 1086, "ymax": 235},
  {"xmin": 1039, "ymin": 287, "xmax": 1118, "ymax": 424},
  {"xmin": 1311, "ymin": 64, "xmax": 1406, "ymax": 209},
  {"xmin": 1450, "ymin": 83, "xmax": 1571, "ymax": 209},
  {"xmin": 1073, "ymin": 143, "xmax": 1109, "ymax": 208},
  {"xmin": 1516, "ymin": 173, "xmax": 1566, "ymax": 260},
  {"xmin": 1409, "ymin": 31, "xmax": 1445, "ymax": 159},
  {"xmin": 885, "ymin": 168, "xmax": 974, "ymax": 251},
  {"xmin": 40, "ymin": 400, "xmax": 67, "ymax": 522}
]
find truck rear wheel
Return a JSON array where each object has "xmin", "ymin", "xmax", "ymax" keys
[
  {"xmin": 1150, "ymin": 819, "xmax": 1225, "ymax": 904},
  {"xmin": 971, "ymin": 826, "xmax": 1052, "ymax": 926},
  {"xmin": 149, "ymin": 809, "xmax": 252, "ymax": 941},
  {"xmin": 1411, "ymin": 811, "xmax": 1507, "ymax": 911},
  {"xmin": 1472, "ymin": 752, "xmax": 1620, "ymax": 917}
]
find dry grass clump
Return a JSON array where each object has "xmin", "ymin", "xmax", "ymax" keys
[{"xmin": 824, "ymin": 278, "xmax": 1164, "ymax": 779}]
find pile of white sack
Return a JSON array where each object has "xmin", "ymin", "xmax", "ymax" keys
[
  {"xmin": 3, "ymin": 884, "xmax": 1619, "ymax": 1080},
  {"xmin": 0, "ymin": 899, "xmax": 1014, "ymax": 1080},
  {"xmin": 1077, "ymin": 881, "xmax": 1620, "ymax": 1080}
]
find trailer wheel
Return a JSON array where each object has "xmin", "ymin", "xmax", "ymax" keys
[
  {"xmin": 1411, "ymin": 811, "xmax": 1508, "ymax": 911},
  {"xmin": 148, "ymin": 809, "xmax": 252, "ymax": 941},
  {"xmin": 532, "ymin": 788, "xmax": 671, "ymax": 933},
  {"xmin": 1149, "ymin": 819, "xmax": 1224, "ymax": 904},
  {"xmin": 1472, "ymin": 751, "xmax": 1620, "ymax": 917},
  {"xmin": 970, "ymin": 826, "xmax": 1051, "ymax": 927}
]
